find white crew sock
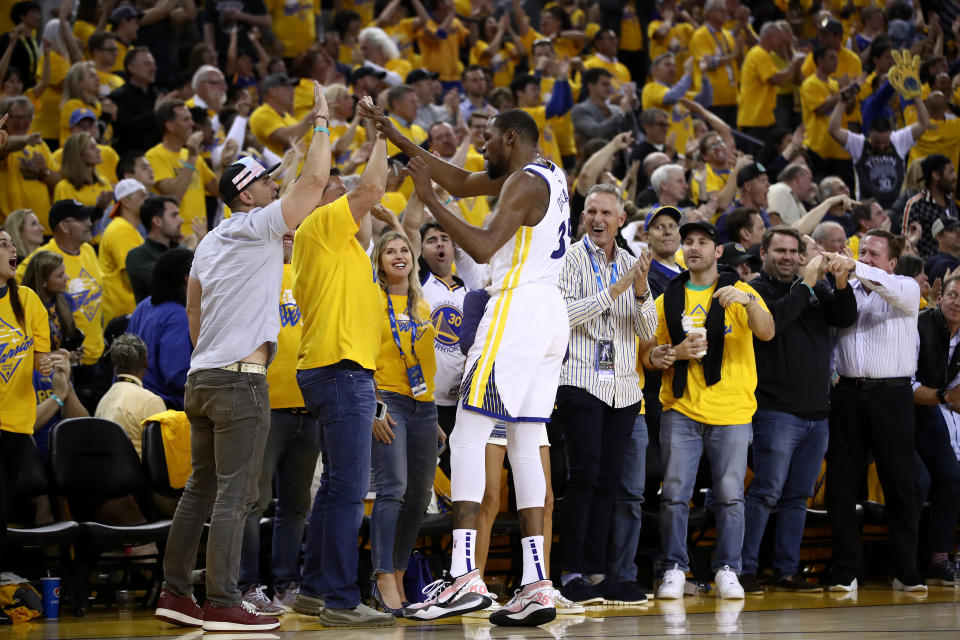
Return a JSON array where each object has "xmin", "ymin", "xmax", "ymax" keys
[
  {"xmin": 521, "ymin": 535, "xmax": 547, "ymax": 586},
  {"xmin": 451, "ymin": 528, "xmax": 476, "ymax": 577}
]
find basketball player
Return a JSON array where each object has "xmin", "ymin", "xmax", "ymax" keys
[{"xmin": 360, "ymin": 101, "xmax": 569, "ymax": 627}]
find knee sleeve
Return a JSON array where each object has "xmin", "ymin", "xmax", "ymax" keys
[
  {"xmin": 505, "ymin": 422, "xmax": 546, "ymax": 510},
  {"xmin": 450, "ymin": 405, "xmax": 495, "ymax": 503}
]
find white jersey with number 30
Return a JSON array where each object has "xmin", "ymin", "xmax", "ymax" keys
[{"xmin": 486, "ymin": 160, "xmax": 570, "ymax": 295}]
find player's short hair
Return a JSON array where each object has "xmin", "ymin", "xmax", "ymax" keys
[{"xmin": 491, "ymin": 109, "xmax": 539, "ymax": 146}]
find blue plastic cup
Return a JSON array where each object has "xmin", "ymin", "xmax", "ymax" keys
[{"xmin": 40, "ymin": 577, "xmax": 60, "ymax": 619}]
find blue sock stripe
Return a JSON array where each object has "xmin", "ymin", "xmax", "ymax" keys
[
  {"xmin": 465, "ymin": 531, "xmax": 473, "ymax": 571},
  {"xmin": 529, "ymin": 539, "xmax": 544, "ymax": 581}
]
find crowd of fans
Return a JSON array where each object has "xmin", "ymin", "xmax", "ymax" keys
[{"xmin": 1, "ymin": 0, "xmax": 960, "ymax": 630}]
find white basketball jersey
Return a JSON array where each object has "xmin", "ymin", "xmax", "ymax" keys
[
  {"xmin": 421, "ymin": 273, "xmax": 468, "ymax": 406},
  {"xmin": 486, "ymin": 160, "xmax": 570, "ymax": 295}
]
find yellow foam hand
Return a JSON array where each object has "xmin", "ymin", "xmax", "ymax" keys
[{"xmin": 888, "ymin": 49, "xmax": 923, "ymax": 99}]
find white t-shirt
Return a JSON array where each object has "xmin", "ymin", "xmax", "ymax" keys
[
  {"xmin": 843, "ymin": 126, "xmax": 914, "ymax": 164},
  {"xmin": 188, "ymin": 198, "xmax": 288, "ymax": 374},
  {"xmin": 422, "ymin": 272, "xmax": 469, "ymax": 406}
]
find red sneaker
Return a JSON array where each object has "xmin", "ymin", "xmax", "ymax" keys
[
  {"xmin": 202, "ymin": 602, "xmax": 281, "ymax": 632},
  {"xmin": 155, "ymin": 588, "xmax": 204, "ymax": 627}
]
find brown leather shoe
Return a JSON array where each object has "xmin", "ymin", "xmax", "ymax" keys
[{"xmin": 155, "ymin": 588, "xmax": 204, "ymax": 627}]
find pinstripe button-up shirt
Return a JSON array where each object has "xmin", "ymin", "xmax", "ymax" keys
[{"xmin": 559, "ymin": 238, "xmax": 659, "ymax": 408}]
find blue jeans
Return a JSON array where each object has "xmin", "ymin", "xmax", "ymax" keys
[
  {"xmin": 659, "ymin": 410, "xmax": 752, "ymax": 573},
  {"xmin": 741, "ymin": 410, "xmax": 829, "ymax": 578},
  {"xmin": 608, "ymin": 414, "xmax": 649, "ymax": 583},
  {"xmin": 371, "ymin": 391, "xmax": 438, "ymax": 574},
  {"xmin": 239, "ymin": 409, "xmax": 321, "ymax": 592},
  {"xmin": 297, "ymin": 365, "xmax": 377, "ymax": 610}
]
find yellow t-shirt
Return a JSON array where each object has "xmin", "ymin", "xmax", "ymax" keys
[
  {"xmin": 145, "ymin": 143, "xmax": 216, "ymax": 236},
  {"xmin": 381, "ymin": 191, "xmax": 408, "ymax": 216},
  {"xmin": 738, "ymin": 45, "xmax": 779, "ymax": 128},
  {"xmin": 0, "ymin": 285, "xmax": 50, "ymax": 434},
  {"xmin": 17, "ymin": 239, "xmax": 104, "ymax": 365},
  {"xmin": 621, "ymin": 1, "xmax": 643, "ymax": 52},
  {"xmin": 34, "ymin": 51, "xmax": 70, "ymax": 141},
  {"xmin": 375, "ymin": 293, "xmax": 437, "ymax": 401},
  {"xmin": 96, "ymin": 68, "xmax": 124, "ymax": 97},
  {"xmin": 641, "ymin": 81, "xmax": 694, "ymax": 155},
  {"xmin": 847, "ymin": 234, "xmax": 860, "ymax": 260},
  {"xmin": 250, "ymin": 103, "xmax": 300, "ymax": 157},
  {"xmin": 341, "ymin": 0, "xmax": 374, "ymax": 24},
  {"xmin": 800, "ymin": 74, "xmax": 849, "ymax": 160},
  {"xmin": 60, "ymin": 99, "xmax": 102, "ymax": 145},
  {"xmin": 582, "ymin": 56, "xmax": 631, "ymax": 91},
  {"xmin": 51, "ymin": 144, "xmax": 120, "ymax": 185},
  {"xmin": 293, "ymin": 78, "xmax": 315, "ymax": 121},
  {"xmin": 385, "ymin": 18, "xmax": 419, "ymax": 66},
  {"xmin": 53, "ymin": 178, "xmax": 113, "ymax": 208},
  {"xmin": 655, "ymin": 280, "xmax": 769, "ymax": 425},
  {"xmin": 519, "ymin": 106, "xmax": 561, "ymax": 166},
  {"xmin": 691, "ymin": 163, "xmax": 730, "ymax": 204},
  {"xmin": 112, "ymin": 40, "xmax": 128, "ymax": 72},
  {"xmin": 417, "ymin": 18, "xmax": 468, "ymax": 82},
  {"xmin": 910, "ymin": 118, "xmax": 960, "ymax": 172},
  {"xmin": 266, "ymin": 0, "xmax": 318, "ymax": 58},
  {"xmin": 690, "ymin": 25, "xmax": 739, "ymax": 107},
  {"xmin": 519, "ymin": 28, "xmax": 581, "ymax": 60},
  {"xmin": 293, "ymin": 196, "xmax": 382, "ymax": 370},
  {"xmin": 800, "ymin": 47, "xmax": 863, "ymax": 82},
  {"xmin": 268, "ymin": 263, "xmax": 305, "ymax": 409},
  {"xmin": 0, "ymin": 141, "xmax": 55, "ymax": 232},
  {"xmin": 470, "ymin": 40, "xmax": 518, "ymax": 90},
  {"xmin": 330, "ymin": 119, "xmax": 367, "ymax": 167},
  {"xmin": 99, "ymin": 216, "xmax": 142, "ymax": 325},
  {"xmin": 386, "ymin": 58, "xmax": 413, "ymax": 82},
  {"xmin": 387, "ymin": 117, "xmax": 427, "ymax": 199},
  {"xmin": 647, "ymin": 20, "xmax": 695, "ymax": 67}
]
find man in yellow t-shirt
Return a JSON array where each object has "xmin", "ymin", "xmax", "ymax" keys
[
  {"xmin": 642, "ymin": 53, "xmax": 695, "ymax": 158},
  {"xmin": 582, "ymin": 30, "xmax": 631, "ymax": 91},
  {"xmin": 652, "ymin": 219, "xmax": 774, "ymax": 600},
  {"xmin": 384, "ymin": 85, "xmax": 428, "ymax": 199},
  {"xmin": 266, "ymin": 0, "xmax": 318, "ymax": 59},
  {"xmin": 909, "ymin": 91, "xmax": 960, "ymax": 171},
  {"xmin": 99, "ymin": 179, "xmax": 147, "ymax": 325},
  {"xmin": 647, "ymin": 4, "xmax": 696, "ymax": 68},
  {"xmin": 415, "ymin": 1, "xmax": 468, "ymax": 86},
  {"xmin": 690, "ymin": 0, "xmax": 740, "ymax": 126},
  {"xmin": 249, "ymin": 74, "xmax": 314, "ymax": 157},
  {"xmin": 738, "ymin": 23, "xmax": 804, "ymax": 138},
  {"xmin": 18, "ymin": 200, "xmax": 106, "ymax": 373},
  {"xmin": 146, "ymin": 100, "xmax": 218, "ymax": 237},
  {"xmin": 292, "ymin": 132, "xmax": 389, "ymax": 621},
  {"xmin": 0, "ymin": 96, "xmax": 59, "ymax": 231},
  {"xmin": 801, "ymin": 46, "xmax": 852, "ymax": 166}
]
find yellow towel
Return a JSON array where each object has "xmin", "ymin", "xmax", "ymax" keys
[{"xmin": 143, "ymin": 410, "xmax": 192, "ymax": 490}]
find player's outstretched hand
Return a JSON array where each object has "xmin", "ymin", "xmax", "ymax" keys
[{"xmin": 357, "ymin": 97, "xmax": 399, "ymax": 140}]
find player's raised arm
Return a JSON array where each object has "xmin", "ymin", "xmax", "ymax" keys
[{"xmin": 358, "ymin": 99, "xmax": 508, "ymax": 198}]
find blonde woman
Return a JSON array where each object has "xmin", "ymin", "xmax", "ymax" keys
[
  {"xmin": 59, "ymin": 61, "xmax": 115, "ymax": 145},
  {"xmin": 369, "ymin": 228, "xmax": 439, "ymax": 615},
  {"xmin": 20, "ymin": 250, "xmax": 77, "ymax": 354},
  {"xmin": 2, "ymin": 209, "xmax": 45, "ymax": 264},
  {"xmin": 53, "ymin": 132, "xmax": 115, "ymax": 215}
]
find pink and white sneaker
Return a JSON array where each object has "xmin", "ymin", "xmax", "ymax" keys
[
  {"xmin": 489, "ymin": 580, "xmax": 557, "ymax": 627},
  {"xmin": 403, "ymin": 570, "xmax": 493, "ymax": 621}
]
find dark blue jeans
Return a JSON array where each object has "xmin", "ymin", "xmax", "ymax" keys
[
  {"xmin": 297, "ymin": 365, "xmax": 377, "ymax": 610},
  {"xmin": 915, "ymin": 409, "xmax": 960, "ymax": 554},
  {"xmin": 239, "ymin": 409, "xmax": 320, "ymax": 592},
  {"xmin": 741, "ymin": 410, "xmax": 829, "ymax": 578},
  {"xmin": 370, "ymin": 391, "xmax": 438, "ymax": 574},
  {"xmin": 608, "ymin": 414, "xmax": 649, "ymax": 583}
]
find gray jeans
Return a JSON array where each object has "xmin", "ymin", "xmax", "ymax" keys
[{"xmin": 162, "ymin": 369, "xmax": 271, "ymax": 607}]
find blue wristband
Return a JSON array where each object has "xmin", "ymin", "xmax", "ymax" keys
[
  {"xmin": 313, "ymin": 125, "xmax": 330, "ymax": 134},
  {"xmin": 182, "ymin": 161, "xmax": 196, "ymax": 171},
  {"xmin": 51, "ymin": 393, "xmax": 64, "ymax": 408}
]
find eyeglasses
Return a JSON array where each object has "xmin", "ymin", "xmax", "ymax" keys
[
  {"xmin": 652, "ymin": 121, "xmax": 669, "ymax": 128},
  {"xmin": 707, "ymin": 141, "xmax": 726, "ymax": 150}
]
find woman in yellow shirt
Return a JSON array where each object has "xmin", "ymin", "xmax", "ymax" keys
[
  {"xmin": 59, "ymin": 61, "xmax": 115, "ymax": 145},
  {"xmin": 471, "ymin": 15, "xmax": 525, "ymax": 90},
  {"xmin": 0, "ymin": 230, "xmax": 53, "ymax": 576},
  {"xmin": 368, "ymin": 230, "xmax": 440, "ymax": 615},
  {"xmin": 53, "ymin": 132, "xmax": 114, "ymax": 211}
]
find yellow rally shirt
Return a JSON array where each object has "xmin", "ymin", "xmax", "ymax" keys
[
  {"xmin": 800, "ymin": 74, "xmax": 849, "ymax": 160},
  {"xmin": 293, "ymin": 196, "xmax": 381, "ymax": 370},
  {"xmin": 375, "ymin": 293, "xmax": 437, "ymax": 401},
  {"xmin": 266, "ymin": 0, "xmax": 318, "ymax": 59},
  {"xmin": 99, "ymin": 216, "xmax": 142, "ymax": 325},
  {"xmin": 250, "ymin": 103, "xmax": 301, "ymax": 157},
  {"xmin": 417, "ymin": 18, "xmax": 468, "ymax": 82},
  {"xmin": 738, "ymin": 45, "xmax": 779, "ymax": 128},
  {"xmin": 0, "ymin": 285, "xmax": 50, "ymax": 434},
  {"xmin": 34, "ymin": 51, "xmax": 69, "ymax": 141},
  {"xmin": 655, "ymin": 280, "xmax": 769, "ymax": 426},
  {"xmin": 642, "ymin": 81, "xmax": 694, "ymax": 158},
  {"xmin": 691, "ymin": 25, "xmax": 739, "ymax": 107},
  {"xmin": 17, "ymin": 239, "xmax": 103, "ymax": 365},
  {"xmin": 0, "ymin": 141, "xmax": 55, "ymax": 232},
  {"xmin": 267, "ymin": 263, "xmax": 305, "ymax": 409},
  {"xmin": 51, "ymin": 144, "xmax": 119, "ymax": 187},
  {"xmin": 583, "ymin": 55, "xmax": 632, "ymax": 91},
  {"xmin": 145, "ymin": 143, "xmax": 216, "ymax": 236}
]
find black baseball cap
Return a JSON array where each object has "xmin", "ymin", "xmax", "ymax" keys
[
  {"xmin": 219, "ymin": 157, "xmax": 281, "ymax": 203},
  {"xmin": 49, "ymin": 199, "xmax": 97, "ymax": 229},
  {"xmin": 644, "ymin": 205, "xmax": 682, "ymax": 231},
  {"xmin": 819, "ymin": 17, "xmax": 843, "ymax": 34},
  {"xmin": 737, "ymin": 161, "xmax": 768, "ymax": 188},
  {"xmin": 109, "ymin": 5, "xmax": 143, "ymax": 25},
  {"xmin": 679, "ymin": 220, "xmax": 720, "ymax": 244},
  {"xmin": 262, "ymin": 73, "xmax": 299, "ymax": 91},
  {"xmin": 406, "ymin": 69, "xmax": 439, "ymax": 85},
  {"xmin": 932, "ymin": 218, "xmax": 960, "ymax": 236},
  {"xmin": 719, "ymin": 242, "xmax": 761, "ymax": 266},
  {"xmin": 352, "ymin": 66, "xmax": 387, "ymax": 86}
]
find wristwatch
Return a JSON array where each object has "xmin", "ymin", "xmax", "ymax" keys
[
  {"xmin": 937, "ymin": 387, "xmax": 949, "ymax": 404},
  {"xmin": 636, "ymin": 290, "xmax": 650, "ymax": 303}
]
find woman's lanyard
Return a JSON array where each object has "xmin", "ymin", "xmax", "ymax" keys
[{"xmin": 387, "ymin": 294, "xmax": 419, "ymax": 367}]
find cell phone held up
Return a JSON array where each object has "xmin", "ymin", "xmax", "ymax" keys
[{"xmin": 62, "ymin": 329, "xmax": 85, "ymax": 353}]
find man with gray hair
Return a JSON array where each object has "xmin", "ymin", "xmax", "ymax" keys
[
  {"xmin": 817, "ymin": 176, "xmax": 854, "ymax": 235},
  {"xmin": 767, "ymin": 164, "xmax": 814, "ymax": 226},
  {"xmin": 637, "ymin": 152, "xmax": 671, "ymax": 208},
  {"xmin": 737, "ymin": 22, "xmax": 804, "ymax": 140},
  {"xmin": 188, "ymin": 65, "xmax": 228, "ymax": 138},
  {"xmin": 811, "ymin": 220, "xmax": 848, "ymax": 254},
  {"xmin": 358, "ymin": 27, "xmax": 405, "ymax": 86},
  {"xmin": 556, "ymin": 183, "xmax": 660, "ymax": 605},
  {"xmin": 650, "ymin": 163, "xmax": 693, "ymax": 210}
]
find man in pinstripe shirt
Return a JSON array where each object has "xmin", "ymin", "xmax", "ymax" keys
[{"xmin": 555, "ymin": 184, "xmax": 660, "ymax": 606}]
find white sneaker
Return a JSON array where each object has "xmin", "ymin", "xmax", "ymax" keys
[
  {"xmin": 241, "ymin": 584, "xmax": 285, "ymax": 615},
  {"xmin": 403, "ymin": 570, "xmax": 492, "ymax": 621},
  {"xmin": 462, "ymin": 598, "xmax": 501, "ymax": 618},
  {"xmin": 892, "ymin": 577, "xmax": 928, "ymax": 593},
  {"xmin": 489, "ymin": 580, "xmax": 556, "ymax": 627},
  {"xmin": 828, "ymin": 577, "xmax": 858, "ymax": 593},
  {"xmin": 656, "ymin": 566, "xmax": 686, "ymax": 600},
  {"xmin": 714, "ymin": 566, "xmax": 744, "ymax": 599},
  {"xmin": 552, "ymin": 589, "xmax": 585, "ymax": 615}
]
